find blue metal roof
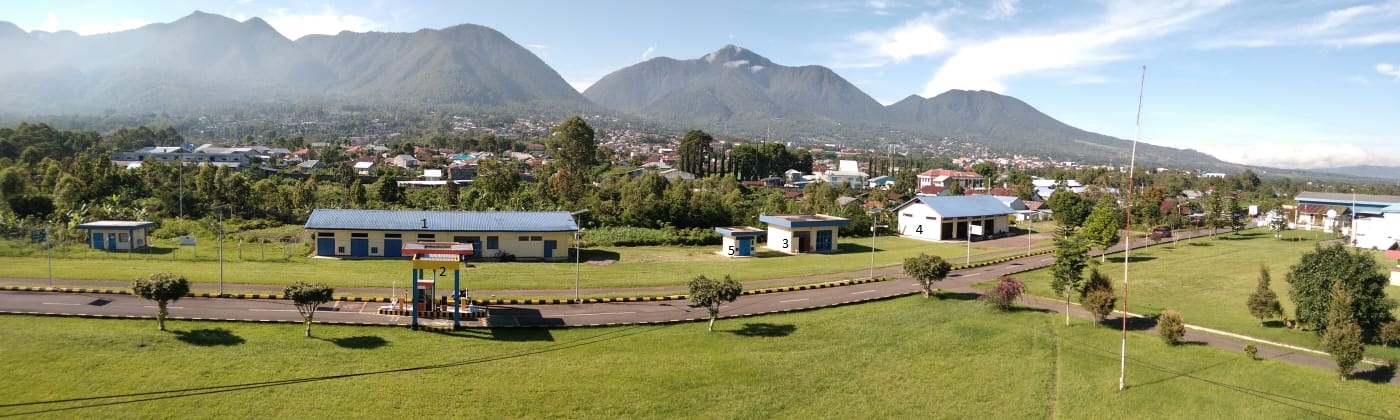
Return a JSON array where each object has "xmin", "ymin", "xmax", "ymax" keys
[
  {"xmin": 900, "ymin": 195, "xmax": 1015, "ymax": 218},
  {"xmin": 305, "ymin": 209, "xmax": 578, "ymax": 232}
]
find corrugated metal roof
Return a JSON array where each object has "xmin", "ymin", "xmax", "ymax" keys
[
  {"xmin": 903, "ymin": 195, "xmax": 1015, "ymax": 218},
  {"xmin": 1296, "ymin": 191, "xmax": 1400, "ymax": 206},
  {"xmin": 305, "ymin": 209, "xmax": 578, "ymax": 232}
]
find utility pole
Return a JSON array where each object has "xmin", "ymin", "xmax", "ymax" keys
[{"xmin": 1120, "ymin": 65, "xmax": 1146, "ymax": 392}]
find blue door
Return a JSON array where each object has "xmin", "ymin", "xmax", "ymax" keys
[
  {"xmin": 544, "ymin": 240, "xmax": 556, "ymax": 259},
  {"xmin": 737, "ymin": 238, "xmax": 752, "ymax": 256},
  {"xmin": 384, "ymin": 239, "xmax": 402, "ymax": 257},
  {"xmin": 350, "ymin": 238, "xmax": 369, "ymax": 257},
  {"xmin": 92, "ymin": 233, "xmax": 104, "ymax": 249},
  {"xmin": 316, "ymin": 238, "xmax": 335, "ymax": 256},
  {"xmin": 107, "ymin": 233, "xmax": 117, "ymax": 250},
  {"xmin": 816, "ymin": 230, "xmax": 833, "ymax": 251}
]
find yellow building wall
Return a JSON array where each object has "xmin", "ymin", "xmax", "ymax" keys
[{"xmin": 310, "ymin": 229, "xmax": 572, "ymax": 260}]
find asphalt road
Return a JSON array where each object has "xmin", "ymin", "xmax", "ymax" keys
[{"xmin": 0, "ymin": 228, "xmax": 1208, "ymax": 327}]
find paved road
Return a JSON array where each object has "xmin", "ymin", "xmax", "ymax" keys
[
  {"xmin": 2, "ymin": 227, "xmax": 1209, "ymax": 326},
  {"xmin": 10, "ymin": 226, "xmax": 1388, "ymax": 383}
]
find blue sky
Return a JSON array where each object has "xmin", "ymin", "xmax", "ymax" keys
[{"xmin": 6, "ymin": 0, "xmax": 1400, "ymax": 169}]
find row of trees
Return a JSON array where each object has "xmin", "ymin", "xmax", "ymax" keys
[{"xmin": 133, "ymin": 272, "xmax": 334, "ymax": 337}]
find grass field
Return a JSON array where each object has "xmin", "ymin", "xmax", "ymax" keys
[
  {"xmin": 1008, "ymin": 228, "xmax": 1400, "ymax": 361},
  {"xmin": 1, "ymin": 297, "xmax": 1396, "ymax": 418},
  {"xmin": 0, "ymin": 235, "xmax": 1036, "ymax": 293}
]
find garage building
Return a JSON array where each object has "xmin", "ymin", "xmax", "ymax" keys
[
  {"xmin": 894, "ymin": 195, "xmax": 1014, "ymax": 241},
  {"xmin": 304, "ymin": 209, "xmax": 578, "ymax": 260}
]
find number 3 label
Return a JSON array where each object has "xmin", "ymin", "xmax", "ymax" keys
[{"xmin": 782, "ymin": 238, "xmax": 789, "ymax": 249}]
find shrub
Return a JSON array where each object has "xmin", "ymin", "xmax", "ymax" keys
[
  {"xmin": 1244, "ymin": 344, "xmax": 1258, "ymax": 360},
  {"xmin": 1158, "ymin": 310, "xmax": 1185, "ymax": 346},
  {"xmin": 583, "ymin": 226, "xmax": 721, "ymax": 247},
  {"xmin": 1380, "ymin": 321, "xmax": 1400, "ymax": 347},
  {"xmin": 980, "ymin": 275, "xmax": 1026, "ymax": 311}
]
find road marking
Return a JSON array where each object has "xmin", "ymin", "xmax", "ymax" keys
[
  {"xmin": 42, "ymin": 302, "xmax": 82, "ymax": 306},
  {"xmin": 1038, "ymin": 258, "xmax": 1053, "ymax": 262},
  {"xmin": 558, "ymin": 311, "xmax": 637, "ymax": 317},
  {"xmin": 248, "ymin": 309, "xmax": 298, "ymax": 312},
  {"xmin": 851, "ymin": 290, "xmax": 877, "ymax": 295},
  {"xmin": 779, "ymin": 298, "xmax": 809, "ymax": 303},
  {"xmin": 144, "ymin": 306, "xmax": 185, "ymax": 309}
]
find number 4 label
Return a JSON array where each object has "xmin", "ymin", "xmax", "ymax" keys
[{"xmin": 915, "ymin": 225, "xmax": 924, "ymax": 234}]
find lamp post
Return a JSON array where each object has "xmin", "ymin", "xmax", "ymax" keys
[
  {"xmin": 869, "ymin": 209, "xmax": 888, "ymax": 280},
  {"xmin": 213, "ymin": 204, "xmax": 232, "ymax": 296},
  {"xmin": 571, "ymin": 209, "xmax": 590, "ymax": 302}
]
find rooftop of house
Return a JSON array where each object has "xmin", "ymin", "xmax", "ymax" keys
[{"xmin": 305, "ymin": 209, "xmax": 579, "ymax": 232}]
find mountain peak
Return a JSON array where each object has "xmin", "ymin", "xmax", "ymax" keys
[
  {"xmin": 0, "ymin": 21, "xmax": 25, "ymax": 38},
  {"xmin": 703, "ymin": 44, "xmax": 769, "ymax": 68}
]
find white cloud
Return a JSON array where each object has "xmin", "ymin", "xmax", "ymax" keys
[
  {"xmin": 1194, "ymin": 141, "xmax": 1385, "ymax": 169},
  {"xmin": 265, "ymin": 8, "xmax": 382, "ymax": 40},
  {"xmin": 1377, "ymin": 62, "xmax": 1400, "ymax": 79},
  {"xmin": 1204, "ymin": 1, "xmax": 1400, "ymax": 49},
  {"xmin": 922, "ymin": 1, "xmax": 1230, "ymax": 96},
  {"xmin": 986, "ymin": 0, "xmax": 1020, "ymax": 19},
  {"xmin": 845, "ymin": 12, "xmax": 951, "ymax": 67},
  {"xmin": 640, "ymin": 45, "xmax": 656, "ymax": 60},
  {"xmin": 724, "ymin": 60, "xmax": 749, "ymax": 69},
  {"xmin": 76, "ymin": 18, "xmax": 149, "ymax": 35},
  {"xmin": 38, "ymin": 12, "xmax": 60, "ymax": 32},
  {"xmin": 568, "ymin": 79, "xmax": 597, "ymax": 93}
]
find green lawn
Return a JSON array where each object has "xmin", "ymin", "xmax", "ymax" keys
[
  {"xmin": 0, "ymin": 235, "xmax": 1032, "ymax": 293},
  {"xmin": 2, "ymin": 297, "xmax": 1395, "ymax": 418},
  {"xmin": 1008, "ymin": 228, "xmax": 1400, "ymax": 361}
]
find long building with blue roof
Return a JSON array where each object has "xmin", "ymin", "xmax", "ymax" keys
[
  {"xmin": 304, "ymin": 209, "xmax": 578, "ymax": 260},
  {"xmin": 893, "ymin": 195, "xmax": 1015, "ymax": 241}
]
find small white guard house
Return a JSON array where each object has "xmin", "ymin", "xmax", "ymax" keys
[
  {"xmin": 76, "ymin": 221, "xmax": 156, "ymax": 251},
  {"xmin": 895, "ymin": 195, "xmax": 1014, "ymax": 241},
  {"xmin": 759, "ymin": 214, "xmax": 850, "ymax": 254},
  {"xmin": 305, "ymin": 209, "xmax": 578, "ymax": 260},
  {"xmin": 714, "ymin": 226, "xmax": 765, "ymax": 257}
]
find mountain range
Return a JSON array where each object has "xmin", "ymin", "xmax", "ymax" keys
[{"xmin": 0, "ymin": 11, "xmax": 1238, "ymax": 171}]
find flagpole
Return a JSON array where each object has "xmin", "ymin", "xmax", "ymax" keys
[{"xmin": 1121, "ymin": 65, "xmax": 1146, "ymax": 391}]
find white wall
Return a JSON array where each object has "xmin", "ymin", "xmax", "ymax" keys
[{"xmin": 313, "ymin": 229, "xmax": 572, "ymax": 260}]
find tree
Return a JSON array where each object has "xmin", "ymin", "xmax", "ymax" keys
[
  {"xmin": 1226, "ymin": 194, "xmax": 1246, "ymax": 232},
  {"xmin": 903, "ymin": 253, "xmax": 952, "ymax": 298},
  {"xmin": 688, "ymin": 275, "xmax": 743, "ymax": 332},
  {"xmin": 1320, "ymin": 281, "xmax": 1365, "ymax": 380},
  {"xmin": 677, "ymin": 130, "xmax": 713, "ymax": 178},
  {"xmin": 1285, "ymin": 244, "xmax": 1397, "ymax": 338},
  {"xmin": 132, "ymin": 272, "xmax": 191, "ymax": 331},
  {"xmin": 980, "ymin": 275, "xmax": 1026, "ymax": 311},
  {"xmin": 946, "ymin": 181, "xmax": 965, "ymax": 196},
  {"xmin": 1158, "ymin": 310, "xmax": 1185, "ymax": 345},
  {"xmin": 1269, "ymin": 214, "xmax": 1288, "ymax": 239},
  {"xmin": 1246, "ymin": 266, "xmax": 1284, "ymax": 326},
  {"xmin": 1050, "ymin": 233, "xmax": 1089, "ymax": 325},
  {"xmin": 971, "ymin": 161, "xmax": 998, "ymax": 192},
  {"xmin": 1379, "ymin": 321, "xmax": 1400, "ymax": 347},
  {"xmin": 375, "ymin": 174, "xmax": 400, "ymax": 204},
  {"xmin": 1081, "ymin": 198, "xmax": 1122, "ymax": 262},
  {"xmin": 349, "ymin": 180, "xmax": 367, "ymax": 208},
  {"xmin": 1080, "ymin": 267, "xmax": 1117, "ymax": 322},
  {"xmin": 1203, "ymin": 189, "xmax": 1225, "ymax": 236},
  {"xmin": 285, "ymin": 281, "xmax": 335, "ymax": 337},
  {"xmin": 547, "ymin": 116, "xmax": 597, "ymax": 176},
  {"xmin": 1046, "ymin": 189, "xmax": 1090, "ymax": 236}
]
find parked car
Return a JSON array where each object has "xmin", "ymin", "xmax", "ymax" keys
[{"xmin": 1152, "ymin": 227, "xmax": 1172, "ymax": 238}]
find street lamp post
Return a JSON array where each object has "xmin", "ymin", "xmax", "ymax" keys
[
  {"xmin": 869, "ymin": 209, "xmax": 888, "ymax": 280},
  {"xmin": 571, "ymin": 209, "xmax": 590, "ymax": 302},
  {"xmin": 213, "ymin": 204, "xmax": 232, "ymax": 296}
]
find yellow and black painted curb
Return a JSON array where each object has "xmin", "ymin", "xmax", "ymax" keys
[
  {"xmin": 0, "ymin": 310, "xmax": 389, "ymax": 327},
  {"xmin": 376, "ymin": 308, "xmax": 486, "ymax": 318},
  {"xmin": 0, "ymin": 249, "xmax": 1052, "ymax": 306}
]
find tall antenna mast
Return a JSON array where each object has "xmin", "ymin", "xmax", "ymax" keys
[{"xmin": 1120, "ymin": 65, "xmax": 1146, "ymax": 391}]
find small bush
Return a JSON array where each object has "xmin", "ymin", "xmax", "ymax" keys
[
  {"xmin": 493, "ymin": 251, "xmax": 516, "ymax": 262},
  {"xmin": 979, "ymin": 275, "xmax": 1025, "ymax": 311},
  {"xmin": 1244, "ymin": 344, "xmax": 1258, "ymax": 360},
  {"xmin": 1379, "ymin": 321, "xmax": 1400, "ymax": 347},
  {"xmin": 1158, "ymin": 310, "xmax": 1185, "ymax": 346}
]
